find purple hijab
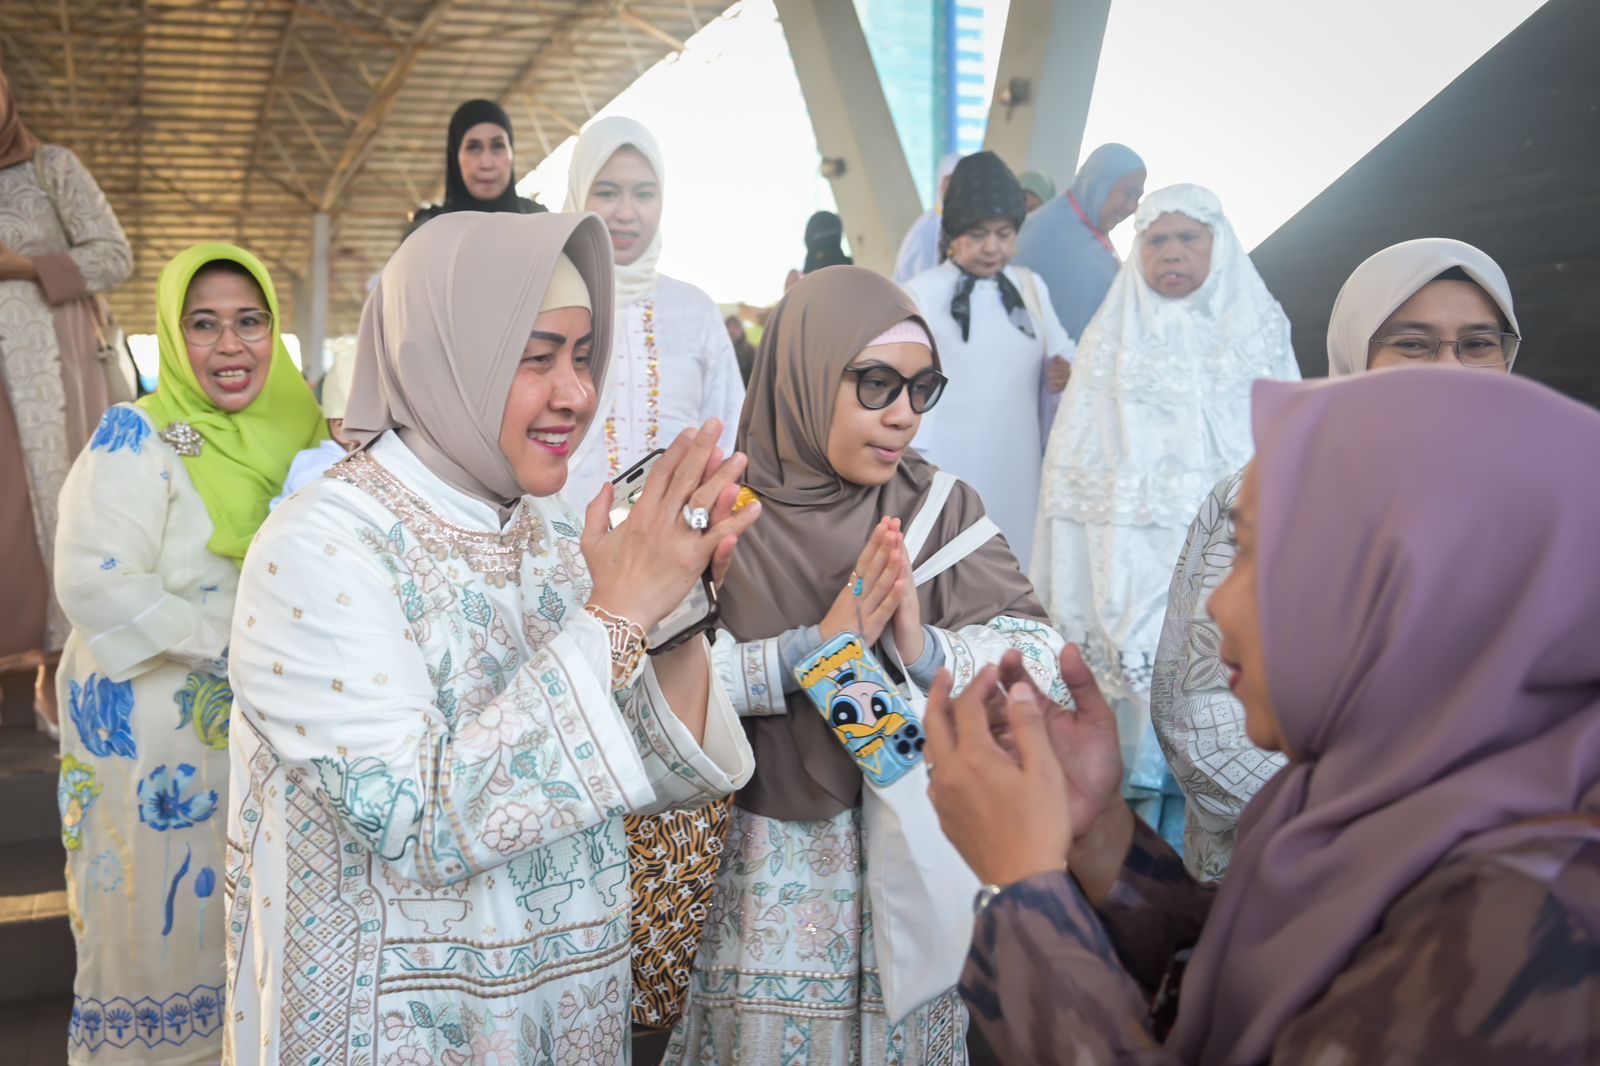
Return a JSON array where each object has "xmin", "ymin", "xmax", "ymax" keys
[{"xmin": 1168, "ymin": 369, "xmax": 1600, "ymax": 1065}]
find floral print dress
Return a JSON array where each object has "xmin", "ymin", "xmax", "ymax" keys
[
  {"xmin": 222, "ymin": 433, "xmax": 753, "ymax": 1065},
  {"xmin": 665, "ymin": 614, "xmax": 1066, "ymax": 1066},
  {"xmin": 54, "ymin": 404, "xmax": 239, "ymax": 1064}
]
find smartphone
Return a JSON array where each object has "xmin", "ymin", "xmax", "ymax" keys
[
  {"xmin": 610, "ymin": 449, "xmax": 720, "ymax": 654},
  {"xmin": 793, "ymin": 632, "xmax": 925, "ymax": 788}
]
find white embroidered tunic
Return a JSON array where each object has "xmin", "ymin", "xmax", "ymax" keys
[
  {"xmin": 562, "ymin": 275, "xmax": 744, "ymax": 510},
  {"xmin": 222, "ymin": 433, "xmax": 753, "ymax": 1064},
  {"xmin": 54, "ymin": 404, "xmax": 236, "ymax": 1065}
]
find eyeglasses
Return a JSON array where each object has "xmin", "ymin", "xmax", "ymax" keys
[
  {"xmin": 181, "ymin": 310, "xmax": 273, "ymax": 348},
  {"xmin": 844, "ymin": 364, "xmax": 947, "ymax": 413},
  {"xmin": 1368, "ymin": 331, "xmax": 1519, "ymax": 369}
]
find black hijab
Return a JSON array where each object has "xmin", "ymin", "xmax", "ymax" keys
[
  {"xmin": 803, "ymin": 210, "xmax": 852, "ymax": 274},
  {"xmin": 406, "ymin": 100, "xmax": 545, "ymax": 239}
]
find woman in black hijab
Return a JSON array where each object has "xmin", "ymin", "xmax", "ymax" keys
[
  {"xmin": 802, "ymin": 209, "xmax": 852, "ymax": 273},
  {"xmin": 405, "ymin": 99, "xmax": 545, "ymax": 238}
]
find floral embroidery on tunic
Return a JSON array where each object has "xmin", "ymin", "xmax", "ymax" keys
[
  {"xmin": 58, "ymin": 755, "xmax": 103, "ymax": 851},
  {"xmin": 175, "ymin": 671, "xmax": 232, "ymax": 751},
  {"xmin": 68, "ymin": 673, "xmax": 138, "ymax": 759},
  {"xmin": 90, "ymin": 406, "xmax": 151, "ymax": 454},
  {"xmin": 328, "ymin": 451, "xmax": 545, "ymax": 587}
]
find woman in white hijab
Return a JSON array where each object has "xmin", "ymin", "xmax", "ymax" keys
[
  {"xmin": 1151, "ymin": 237, "xmax": 1521, "ymax": 878},
  {"xmin": 561, "ymin": 115, "xmax": 745, "ymax": 510},
  {"xmin": 1032, "ymin": 184, "xmax": 1299, "ymax": 843},
  {"xmin": 224, "ymin": 211, "xmax": 759, "ymax": 1063}
]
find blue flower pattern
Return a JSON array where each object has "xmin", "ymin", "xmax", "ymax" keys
[
  {"xmin": 89, "ymin": 406, "xmax": 150, "ymax": 454},
  {"xmin": 137, "ymin": 764, "xmax": 219, "ymax": 832},
  {"xmin": 70, "ymin": 986, "xmax": 225, "ymax": 1053},
  {"xmin": 69, "ymin": 674, "xmax": 138, "ymax": 760}
]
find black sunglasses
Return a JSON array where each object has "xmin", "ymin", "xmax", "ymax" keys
[{"xmin": 843, "ymin": 364, "xmax": 947, "ymax": 414}]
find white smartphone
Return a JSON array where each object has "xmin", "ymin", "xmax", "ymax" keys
[{"xmin": 609, "ymin": 450, "xmax": 720, "ymax": 654}]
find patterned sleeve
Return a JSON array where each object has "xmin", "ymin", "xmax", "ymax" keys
[
  {"xmin": 618, "ymin": 641, "xmax": 754, "ymax": 813},
  {"xmin": 710, "ymin": 632, "xmax": 789, "ymax": 717},
  {"xmin": 231, "ymin": 500, "xmax": 664, "ymax": 888},
  {"xmin": 32, "ymin": 145, "xmax": 132, "ymax": 305},
  {"xmin": 1150, "ymin": 469, "xmax": 1288, "ymax": 879},
  {"xmin": 53, "ymin": 406, "xmax": 230, "ymax": 680},
  {"xmin": 961, "ymin": 820, "xmax": 1216, "ymax": 1065},
  {"xmin": 1270, "ymin": 841, "xmax": 1600, "ymax": 1062},
  {"xmin": 937, "ymin": 613, "xmax": 1069, "ymax": 705}
]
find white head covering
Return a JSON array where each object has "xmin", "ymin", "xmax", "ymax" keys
[
  {"xmin": 1035, "ymin": 184, "xmax": 1299, "ymax": 716},
  {"xmin": 1326, "ymin": 238, "xmax": 1518, "ymax": 377},
  {"xmin": 320, "ymin": 340, "xmax": 358, "ymax": 419},
  {"xmin": 563, "ymin": 115, "xmax": 665, "ymax": 307}
]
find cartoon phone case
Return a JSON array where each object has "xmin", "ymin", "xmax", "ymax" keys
[{"xmin": 794, "ymin": 632, "xmax": 926, "ymax": 788}]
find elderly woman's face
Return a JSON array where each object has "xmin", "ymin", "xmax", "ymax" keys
[
  {"xmin": 498, "ymin": 306, "xmax": 597, "ymax": 498},
  {"xmin": 1207, "ymin": 464, "xmax": 1290, "ymax": 754},
  {"xmin": 948, "ymin": 217, "xmax": 1017, "ymax": 279},
  {"xmin": 1140, "ymin": 211, "xmax": 1214, "ymax": 298},
  {"xmin": 182, "ymin": 269, "xmax": 274, "ymax": 413},
  {"xmin": 458, "ymin": 122, "xmax": 513, "ymax": 201}
]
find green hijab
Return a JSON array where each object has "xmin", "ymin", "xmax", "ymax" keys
[{"xmin": 138, "ymin": 243, "xmax": 326, "ymax": 564}]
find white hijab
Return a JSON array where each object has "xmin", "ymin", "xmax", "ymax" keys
[
  {"xmin": 1326, "ymin": 238, "xmax": 1519, "ymax": 376},
  {"xmin": 1039, "ymin": 184, "xmax": 1299, "ymax": 530},
  {"xmin": 563, "ymin": 115, "xmax": 665, "ymax": 307}
]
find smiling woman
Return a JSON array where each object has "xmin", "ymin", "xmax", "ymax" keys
[{"xmin": 50, "ymin": 242, "xmax": 324, "ymax": 1065}]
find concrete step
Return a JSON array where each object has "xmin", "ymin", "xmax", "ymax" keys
[
  {"xmin": 0, "ymin": 724, "xmax": 74, "ymax": 1005},
  {"xmin": 0, "ymin": 839, "xmax": 73, "ymax": 1005},
  {"xmin": 0, "ymin": 726, "xmax": 60, "ymax": 847},
  {"xmin": 0, "ymin": 994, "xmax": 72, "ymax": 1066}
]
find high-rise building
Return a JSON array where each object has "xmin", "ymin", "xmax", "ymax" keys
[{"xmin": 855, "ymin": 0, "xmax": 996, "ymax": 210}]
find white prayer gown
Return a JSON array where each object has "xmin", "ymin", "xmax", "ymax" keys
[
  {"xmin": 1032, "ymin": 185, "xmax": 1299, "ymax": 800},
  {"xmin": 905, "ymin": 261, "xmax": 1075, "ymax": 566},
  {"xmin": 222, "ymin": 432, "xmax": 753, "ymax": 1064}
]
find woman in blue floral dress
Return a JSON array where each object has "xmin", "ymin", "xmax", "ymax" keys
[{"xmin": 53, "ymin": 242, "xmax": 322, "ymax": 1064}]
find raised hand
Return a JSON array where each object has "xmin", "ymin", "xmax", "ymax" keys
[
  {"xmin": 582, "ymin": 419, "xmax": 760, "ymax": 632},
  {"xmin": 819, "ymin": 517, "xmax": 905, "ymax": 646},
  {"xmin": 924, "ymin": 665, "xmax": 1072, "ymax": 887}
]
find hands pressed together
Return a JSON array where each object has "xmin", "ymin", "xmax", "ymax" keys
[
  {"xmin": 818, "ymin": 516, "xmax": 926, "ymax": 662},
  {"xmin": 581, "ymin": 419, "xmax": 759, "ymax": 635},
  {"xmin": 924, "ymin": 644, "xmax": 1135, "ymax": 900}
]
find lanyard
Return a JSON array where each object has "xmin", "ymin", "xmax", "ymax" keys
[{"xmin": 1068, "ymin": 191, "xmax": 1120, "ymax": 258}]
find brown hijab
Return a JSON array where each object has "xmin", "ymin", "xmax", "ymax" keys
[
  {"xmin": 344, "ymin": 211, "xmax": 614, "ymax": 507},
  {"xmin": 0, "ymin": 66, "xmax": 42, "ymax": 170},
  {"xmin": 723, "ymin": 265, "xmax": 1050, "ymax": 821}
]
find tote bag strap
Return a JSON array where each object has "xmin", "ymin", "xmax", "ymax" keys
[{"xmin": 904, "ymin": 469, "xmax": 957, "ymax": 561}]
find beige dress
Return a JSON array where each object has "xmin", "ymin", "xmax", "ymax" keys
[{"xmin": 0, "ymin": 144, "xmax": 131, "ymax": 660}]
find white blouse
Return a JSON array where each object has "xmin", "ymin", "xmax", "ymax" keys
[{"xmin": 563, "ymin": 274, "xmax": 745, "ymax": 510}]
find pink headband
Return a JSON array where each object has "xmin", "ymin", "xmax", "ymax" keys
[{"xmin": 865, "ymin": 318, "xmax": 931, "ymax": 350}]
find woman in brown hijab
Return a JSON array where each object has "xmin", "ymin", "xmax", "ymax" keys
[
  {"xmin": 0, "ymin": 64, "xmax": 132, "ymax": 731},
  {"xmin": 664, "ymin": 266, "xmax": 1066, "ymax": 1066}
]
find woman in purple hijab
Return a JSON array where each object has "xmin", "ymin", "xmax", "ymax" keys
[{"xmin": 921, "ymin": 368, "xmax": 1600, "ymax": 1063}]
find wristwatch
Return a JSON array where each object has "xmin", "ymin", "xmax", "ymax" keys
[{"xmin": 972, "ymin": 883, "xmax": 1004, "ymax": 917}]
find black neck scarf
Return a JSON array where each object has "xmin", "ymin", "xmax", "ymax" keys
[{"xmin": 950, "ymin": 265, "xmax": 1036, "ymax": 343}]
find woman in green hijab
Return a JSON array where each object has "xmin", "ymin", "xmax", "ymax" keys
[{"xmin": 51, "ymin": 243, "xmax": 321, "ymax": 1064}]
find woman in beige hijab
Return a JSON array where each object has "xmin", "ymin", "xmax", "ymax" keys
[
  {"xmin": 224, "ymin": 211, "xmax": 759, "ymax": 1063},
  {"xmin": 1151, "ymin": 237, "xmax": 1521, "ymax": 879}
]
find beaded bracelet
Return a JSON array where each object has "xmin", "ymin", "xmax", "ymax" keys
[{"xmin": 584, "ymin": 603, "xmax": 648, "ymax": 690}]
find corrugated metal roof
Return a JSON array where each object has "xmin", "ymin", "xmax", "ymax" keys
[{"xmin": 4, "ymin": 0, "xmax": 733, "ymax": 336}]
